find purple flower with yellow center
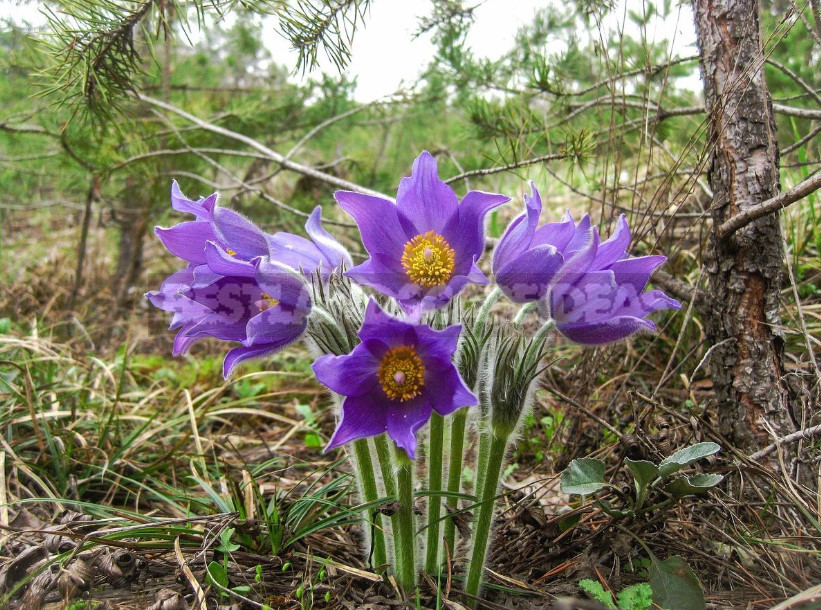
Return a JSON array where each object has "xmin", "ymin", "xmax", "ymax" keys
[
  {"xmin": 312, "ymin": 299, "xmax": 477, "ymax": 458},
  {"xmin": 335, "ymin": 151, "xmax": 509, "ymax": 311},
  {"xmin": 494, "ymin": 183, "xmax": 680, "ymax": 343},
  {"xmin": 147, "ymin": 257, "xmax": 311, "ymax": 378}
]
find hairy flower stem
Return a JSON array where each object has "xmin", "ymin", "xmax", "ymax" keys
[
  {"xmin": 424, "ymin": 413, "xmax": 444, "ymax": 573},
  {"xmin": 464, "ymin": 429, "xmax": 509, "ymax": 604},
  {"xmin": 352, "ymin": 439, "xmax": 387, "ymax": 570},
  {"xmin": 443, "ymin": 407, "xmax": 468, "ymax": 557},
  {"xmin": 375, "ymin": 434, "xmax": 417, "ymax": 589},
  {"xmin": 394, "ymin": 447, "xmax": 418, "ymax": 591},
  {"xmin": 474, "ymin": 286, "xmax": 502, "ymax": 333}
]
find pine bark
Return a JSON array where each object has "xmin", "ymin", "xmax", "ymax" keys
[{"xmin": 693, "ymin": 0, "xmax": 796, "ymax": 448}]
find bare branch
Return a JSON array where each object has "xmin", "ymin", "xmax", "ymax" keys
[
  {"xmin": 138, "ymin": 94, "xmax": 391, "ymax": 200},
  {"xmin": 444, "ymin": 152, "xmax": 569, "ymax": 184},
  {"xmin": 717, "ymin": 170, "xmax": 821, "ymax": 238}
]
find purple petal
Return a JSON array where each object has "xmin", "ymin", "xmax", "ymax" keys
[
  {"xmin": 606, "ymin": 255, "xmax": 666, "ymax": 293},
  {"xmin": 204, "ymin": 241, "xmax": 256, "ymax": 277},
  {"xmin": 556, "ymin": 316, "xmax": 658, "ymax": 344},
  {"xmin": 335, "ymin": 190, "xmax": 409, "ymax": 258},
  {"xmin": 445, "ymin": 190, "xmax": 510, "ymax": 264},
  {"xmin": 593, "ymin": 214, "xmax": 630, "ymax": 268},
  {"xmin": 223, "ymin": 344, "xmax": 281, "ymax": 378},
  {"xmin": 171, "ymin": 180, "xmax": 216, "ymax": 219},
  {"xmin": 425, "ymin": 361, "xmax": 477, "ymax": 416},
  {"xmin": 155, "ymin": 222, "xmax": 216, "ymax": 264},
  {"xmin": 492, "ymin": 183, "xmax": 542, "ymax": 272},
  {"xmin": 386, "ymin": 398, "xmax": 433, "ymax": 459},
  {"xmin": 245, "ymin": 304, "xmax": 308, "ymax": 348},
  {"xmin": 267, "ymin": 232, "xmax": 324, "ymax": 273},
  {"xmin": 173, "ymin": 328, "xmax": 201, "ymax": 355},
  {"xmin": 395, "ymin": 151, "xmax": 459, "ymax": 236},
  {"xmin": 531, "ymin": 215, "xmax": 576, "ymax": 253},
  {"xmin": 213, "ymin": 208, "xmax": 270, "ymax": 259},
  {"xmin": 312, "ymin": 345, "xmax": 381, "ymax": 397},
  {"xmin": 325, "ymin": 394, "xmax": 389, "ymax": 452},
  {"xmin": 495, "ymin": 244, "xmax": 564, "ymax": 303},
  {"xmin": 254, "ymin": 258, "xmax": 312, "ymax": 310},
  {"xmin": 345, "ymin": 256, "xmax": 423, "ymax": 302},
  {"xmin": 565, "ymin": 214, "xmax": 593, "ymax": 253},
  {"xmin": 305, "ymin": 206, "xmax": 353, "ymax": 270}
]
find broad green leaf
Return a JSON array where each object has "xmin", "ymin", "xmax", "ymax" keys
[
  {"xmin": 624, "ymin": 459, "xmax": 659, "ymax": 489},
  {"xmin": 617, "ymin": 582, "xmax": 653, "ymax": 610},
  {"xmin": 206, "ymin": 561, "xmax": 229, "ymax": 588},
  {"xmin": 578, "ymin": 578, "xmax": 617, "ymax": 609},
  {"xmin": 658, "ymin": 442, "xmax": 720, "ymax": 478},
  {"xmin": 665, "ymin": 473, "xmax": 724, "ymax": 498},
  {"xmin": 560, "ymin": 458, "xmax": 607, "ymax": 495},
  {"xmin": 649, "ymin": 555, "xmax": 705, "ymax": 610}
]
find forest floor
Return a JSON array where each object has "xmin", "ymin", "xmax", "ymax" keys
[{"xmin": 1, "ymin": 209, "xmax": 820, "ymax": 610}]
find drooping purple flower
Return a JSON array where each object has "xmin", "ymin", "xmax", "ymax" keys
[
  {"xmin": 312, "ymin": 299, "xmax": 477, "ymax": 458},
  {"xmin": 155, "ymin": 181, "xmax": 351, "ymax": 279},
  {"xmin": 147, "ymin": 257, "xmax": 311, "ymax": 378},
  {"xmin": 148, "ymin": 181, "xmax": 351, "ymax": 377},
  {"xmin": 335, "ymin": 152, "xmax": 509, "ymax": 311},
  {"xmin": 494, "ymin": 183, "xmax": 680, "ymax": 343}
]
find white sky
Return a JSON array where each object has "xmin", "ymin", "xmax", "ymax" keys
[{"xmin": 2, "ymin": 0, "xmax": 700, "ymax": 101}]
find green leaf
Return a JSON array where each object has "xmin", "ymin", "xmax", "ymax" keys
[
  {"xmin": 665, "ymin": 473, "xmax": 724, "ymax": 498},
  {"xmin": 658, "ymin": 442, "xmax": 720, "ymax": 478},
  {"xmin": 578, "ymin": 578, "xmax": 617, "ymax": 609},
  {"xmin": 206, "ymin": 561, "xmax": 229, "ymax": 589},
  {"xmin": 648, "ymin": 555, "xmax": 705, "ymax": 610},
  {"xmin": 617, "ymin": 583, "xmax": 653, "ymax": 610},
  {"xmin": 624, "ymin": 459, "xmax": 659, "ymax": 489},
  {"xmin": 560, "ymin": 458, "xmax": 607, "ymax": 495}
]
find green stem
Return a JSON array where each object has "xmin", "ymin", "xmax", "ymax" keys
[
  {"xmin": 394, "ymin": 446, "xmax": 418, "ymax": 591},
  {"xmin": 424, "ymin": 413, "xmax": 445, "ymax": 572},
  {"xmin": 374, "ymin": 434, "xmax": 398, "ymax": 566},
  {"xmin": 474, "ymin": 419, "xmax": 492, "ymax": 506},
  {"xmin": 464, "ymin": 429, "xmax": 509, "ymax": 604},
  {"xmin": 443, "ymin": 407, "xmax": 468, "ymax": 558},
  {"xmin": 473, "ymin": 286, "xmax": 502, "ymax": 333},
  {"xmin": 352, "ymin": 439, "xmax": 387, "ymax": 570},
  {"xmin": 512, "ymin": 302, "xmax": 537, "ymax": 327}
]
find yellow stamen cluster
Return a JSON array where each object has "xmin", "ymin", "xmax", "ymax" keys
[
  {"xmin": 226, "ymin": 248, "xmax": 237, "ymax": 256},
  {"xmin": 257, "ymin": 293, "xmax": 280, "ymax": 312},
  {"xmin": 377, "ymin": 345, "xmax": 425, "ymax": 402},
  {"xmin": 400, "ymin": 230, "xmax": 455, "ymax": 287}
]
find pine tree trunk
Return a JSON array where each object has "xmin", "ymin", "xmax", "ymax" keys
[{"xmin": 693, "ymin": 0, "xmax": 796, "ymax": 448}]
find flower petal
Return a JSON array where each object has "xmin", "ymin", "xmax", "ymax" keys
[
  {"xmin": 325, "ymin": 394, "xmax": 389, "ymax": 452},
  {"xmin": 213, "ymin": 208, "xmax": 270, "ymax": 259},
  {"xmin": 155, "ymin": 222, "xmax": 215, "ymax": 264},
  {"xmin": 556, "ymin": 316, "xmax": 658, "ymax": 344},
  {"xmin": 445, "ymin": 190, "xmax": 510, "ymax": 264},
  {"xmin": 171, "ymin": 180, "xmax": 216, "ymax": 219},
  {"xmin": 335, "ymin": 190, "xmax": 408, "ymax": 258},
  {"xmin": 254, "ymin": 258, "xmax": 312, "ymax": 310},
  {"xmin": 492, "ymin": 183, "xmax": 541, "ymax": 273},
  {"xmin": 345, "ymin": 256, "xmax": 423, "ymax": 302},
  {"xmin": 305, "ymin": 206, "xmax": 353, "ymax": 270},
  {"xmin": 386, "ymin": 398, "xmax": 433, "ymax": 459},
  {"xmin": 223, "ymin": 344, "xmax": 281, "ymax": 378},
  {"xmin": 245, "ymin": 304, "xmax": 308, "ymax": 348},
  {"xmin": 495, "ymin": 244, "xmax": 564, "ymax": 303},
  {"xmin": 606, "ymin": 255, "xmax": 666, "ymax": 293},
  {"xmin": 593, "ymin": 214, "xmax": 630, "ymax": 268},
  {"xmin": 395, "ymin": 151, "xmax": 459, "ymax": 236},
  {"xmin": 425, "ymin": 362, "xmax": 477, "ymax": 416},
  {"xmin": 312, "ymin": 347, "xmax": 381, "ymax": 397},
  {"xmin": 204, "ymin": 241, "xmax": 256, "ymax": 277}
]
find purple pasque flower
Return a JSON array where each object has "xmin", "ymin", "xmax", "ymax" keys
[
  {"xmin": 147, "ymin": 257, "xmax": 311, "ymax": 378},
  {"xmin": 496, "ymin": 184, "xmax": 680, "ymax": 343},
  {"xmin": 312, "ymin": 299, "xmax": 477, "ymax": 458},
  {"xmin": 335, "ymin": 151, "xmax": 508, "ymax": 311},
  {"xmin": 155, "ymin": 181, "xmax": 351, "ymax": 280}
]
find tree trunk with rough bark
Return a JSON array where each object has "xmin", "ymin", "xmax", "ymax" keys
[{"xmin": 693, "ymin": 0, "xmax": 797, "ymax": 449}]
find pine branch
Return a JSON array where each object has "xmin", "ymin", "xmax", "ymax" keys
[
  {"xmin": 39, "ymin": 0, "xmax": 161, "ymax": 120},
  {"xmin": 278, "ymin": 0, "xmax": 371, "ymax": 74}
]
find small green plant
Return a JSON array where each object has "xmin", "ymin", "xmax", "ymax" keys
[
  {"xmin": 561, "ymin": 442, "xmax": 723, "ymax": 517},
  {"xmin": 578, "ymin": 579, "xmax": 653, "ymax": 610}
]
